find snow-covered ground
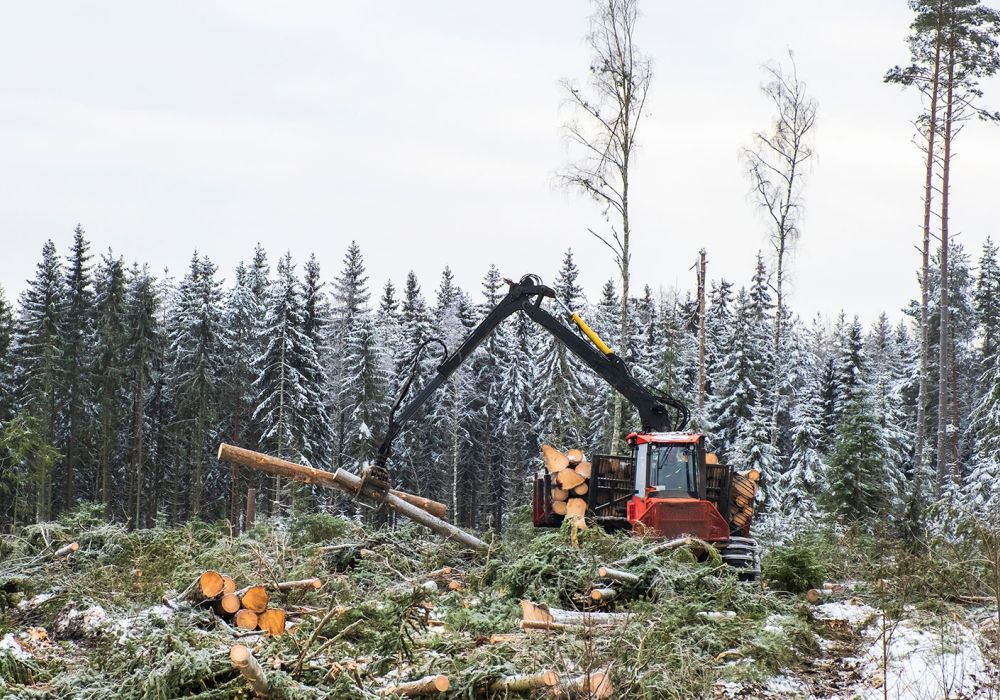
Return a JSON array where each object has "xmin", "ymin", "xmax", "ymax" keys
[
  {"xmin": 719, "ymin": 597, "xmax": 999, "ymax": 699},
  {"xmin": 849, "ymin": 606, "xmax": 996, "ymax": 700}
]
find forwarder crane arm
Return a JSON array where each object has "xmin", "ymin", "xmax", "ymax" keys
[{"xmin": 372, "ymin": 274, "xmax": 690, "ymax": 472}]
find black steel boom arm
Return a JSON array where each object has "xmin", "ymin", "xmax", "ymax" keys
[{"xmin": 373, "ymin": 274, "xmax": 689, "ymax": 467}]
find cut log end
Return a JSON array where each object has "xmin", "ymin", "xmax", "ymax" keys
[
  {"xmin": 566, "ymin": 448, "xmax": 585, "ymax": 465},
  {"xmin": 574, "ymin": 461, "xmax": 592, "ymax": 479},
  {"xmin": 565, "ymin": 498, "xmax": 587, "ymax": 519},
  {"xmin": 216, "ymin": 593, "xmax": 241, "ymax": 615},
  {"xmin": 240, "ymin": 585, "xmax": 269, "ymax": 614},
  {"xmin": 257, "ymin": 607, "xmax": 286, "ymax": 636},
  {"xmin": 590, "ymin": 587, "xmax": 617, "ymax": 602},
  {"xmin": 542, "ymin": 444, "xmax": 570, "ymax": 473},
  {"xmin": 221, "ymin": 575, "xmax": 236, "ymax": 595},
  {"xmin": 275, "ymin": 577, "xmax": 323, "ymax": 592},
  {"xmin": 230, "ymin": 644, "xmax": 269, "ymax": 695},
  {"xmin": 54, "ymin": 542, "xmax": 79, "ymax": 557},
  {"xmin": 552, "ymin": 501, "xmax": 568, "ymax": 516},
  {"xmin": 235, "ymin": 609, "xmax": 258, "ymax": 630},
  {"xmin": 200, "ymin": 570, "xmax": 225, "ymax": 599},
  {"xmin": 555, "ymin": 469, "xmax": 585, "ymax": 490}
]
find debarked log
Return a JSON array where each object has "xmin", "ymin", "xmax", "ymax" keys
[
  {"xmin": 217, "ymin": 443, "xmax": 447, "ymax": 518},
  {"xmin": 381, "ymin": 674, "xmax": 450, "ymax": 696},
  {"xmin": 490, "ymin": 670, "xmax": 559, "ymax": 693},
  {"xmin": 218, "ymin": 443, "xmax": 487, "ymax": 554}
]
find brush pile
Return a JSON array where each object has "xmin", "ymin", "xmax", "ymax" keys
[{"xmin": 0, "ymin": 505, "xmax": 821, "ymax": 699}]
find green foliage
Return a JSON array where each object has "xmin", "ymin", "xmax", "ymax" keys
[
  {"xmin": 287, "ymin": 511, "xmax": 353, "ymax": 547},
  {"xmin": 763, "ymin": 534, "xmax": 827, "ymax": 593},
  {"xmin": 824, "ymin": 392, "xmax": 891, "ymax": 525}
]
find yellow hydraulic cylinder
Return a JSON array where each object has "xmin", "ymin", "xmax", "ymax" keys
[{"xmin": 570, "ymin": 312, "xmax": 614, "ymax": 355}]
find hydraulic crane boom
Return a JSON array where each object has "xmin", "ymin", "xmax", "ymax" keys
[{"xmin": 373, "ymin": 274, "xmax": 689, "ymax": 469}]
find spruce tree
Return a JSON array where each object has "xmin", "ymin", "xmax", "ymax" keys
[
  {"xmin": 825, "ymin": 387, "xmax": 891, "ymax": 525},
  {"xmin": 968, "ymin": 353, "xmax": 1000, "ymax": 511},
  {"xmin": 14, "ymin": 240, "xmax": 65, "ymax": 521},
  {"xmin": 59, "ymin": 225, "xmax": 95, "ymax": 512},
  {"xmin": 865, "ymin": 313, "xmax": 911, "ymax": 512},
  {"xmin": 220, "ymin": 261, "xmax": 262, "ymax": 524},
  {"xmin": 254, "ymin": 253, "xmax": 315, "ymax": 512},
  {"xmin": 975, "ymin": 237, "xmax": 1000, "ymax": 370},
  {"xmin": 122, "ymin": 264, "xmax": 160, "ymax": 524},
  {"xmin": 426, "ymin": 270, "xmax": 476, "ymax": 521},
  {"xmin": 535, "ymin": 251, "xmax": 588, "ymax": 450},
  {"xmin": 330, "ymin": 242, "xmax": 371, "ymax": 471},
  {"xmin": 91, "ymin": 252, "xmax": 126, "ymax": 509},
  {"xmin": 469, "ymin": 265, "xmax": 508, "ymax": 528},
  {"xmin": 167, "ymin": 253, "xmax": 224, "ymax": 520},
  {"xmin": 0, "ymin": 286, "xmax": 14, "ymax": 425},
  {"xmin": 301, "ymin": 254, "xmax": 333, "ymax": 467},
  {"xmin": 498, "ymin": 311, "xmax": 537, "ymax": 509},
  {"xmin": 777, "ymin": 374, "xmax": 826, "ymax": 527},
  {"xmin": 707, "ymin": 289, "xmax": 760, "ymax": 460}
]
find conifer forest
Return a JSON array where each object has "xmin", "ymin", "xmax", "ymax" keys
[{"xmin": 2, "ymin": 1, "xmax": 1000, "ymax": 699}]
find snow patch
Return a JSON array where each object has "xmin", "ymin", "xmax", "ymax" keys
[
  {"xmin": 17, "ymin": 592, "xmax": 54, "ymax": 610},
  {"xmin": 53, "ymin": 602, "xmax": 110, "ymax": 638},
  {"xmin": 851, "ymin": 614, "xmax": 992, "ymax": 700},
  {"xmin": 813, "ymin": 599, "xmax": 878, "ymax": 626},
  {"xmin": 0, "ymin": 633, "xmax": 31, "ymax": 659}
]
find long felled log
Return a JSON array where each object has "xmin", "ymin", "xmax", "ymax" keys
[
  {"xmin": 381, "ymin": 674, "xmax": 450, "ymax": 696},
  {"xmin": 597, "ymin": 566, "xmax": 641, "ymax": 585},
  {"xmin": 333, "ymin": 468, "xmax": 488, "ymax": 553},
  {"xmin": 217, "ymin": 443, "xmax": 447, "ymax": 518},
  {"xmin": 220, "ymin": 443, "xmax": 487, "ymax": 553},
  {"xmin": 490, "ymin": 670, "xmax": 559, "ymax": 693},
  {"xmin": 521, "ymin": 600, "xmax": 628, "ymax": 627},
  {"xmin": 230, "ymin": 644, "xmax": 269, "ymax": 695},
  {"xmin": 549, "ymin": 670, "xmax": 612, "ymax": 699},
  {"xmin": 275, "ymin": 578, "xmax": 323, "ymax": 592}
]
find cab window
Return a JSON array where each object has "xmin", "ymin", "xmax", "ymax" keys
[{"xmin": 647, "ymin": 444, "xmax": 696, "ymax": 497}]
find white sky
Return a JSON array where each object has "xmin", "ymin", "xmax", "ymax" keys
[{"xmin": 1, "ymin": 1, "xmax": 998, "ymax": 325}]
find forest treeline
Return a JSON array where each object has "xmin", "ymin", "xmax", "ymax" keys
[{"xmin": 1, "ymin": 229, "xmax": 999, "ymax": 534}]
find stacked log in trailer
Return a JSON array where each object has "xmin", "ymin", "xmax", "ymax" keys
[{"xmin": 538, "ymin": 445, "xmax": 593, "ymax": 524}]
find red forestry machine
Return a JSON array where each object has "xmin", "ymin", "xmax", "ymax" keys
[{"xmin": 371, "ymin": 274, "xmax": 760, "ymax": 579}]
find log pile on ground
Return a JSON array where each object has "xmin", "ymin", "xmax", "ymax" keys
[{"xmin": 168, "ymin": 569, "xmax": 318, "ymax": 636}]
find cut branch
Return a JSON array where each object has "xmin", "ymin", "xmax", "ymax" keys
[{"xmin": 230, "ymin": 644, "xmax": 268, "ymax": 695}]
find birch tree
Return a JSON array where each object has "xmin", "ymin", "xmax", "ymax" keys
[
  {"xmin": 742, "ymin": 51, "xmax": 817, "ymax": 445},
  {"xmin": 560, "ymin": 0, "xmax": 651, "ymax": 448}
]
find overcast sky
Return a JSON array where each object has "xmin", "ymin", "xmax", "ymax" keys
[{"xmin": 1, "ymin": 1, "xmax": 998, "ymax": 325}]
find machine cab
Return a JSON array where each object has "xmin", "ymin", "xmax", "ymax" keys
[{"xmin": 628, "ymin": 432, "xmax": 706, "ymax": 500}]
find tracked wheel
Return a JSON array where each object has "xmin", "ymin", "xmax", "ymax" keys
[{"xmin": 719, "ymin": 536, "xmax": 760, "ymax": 583}]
